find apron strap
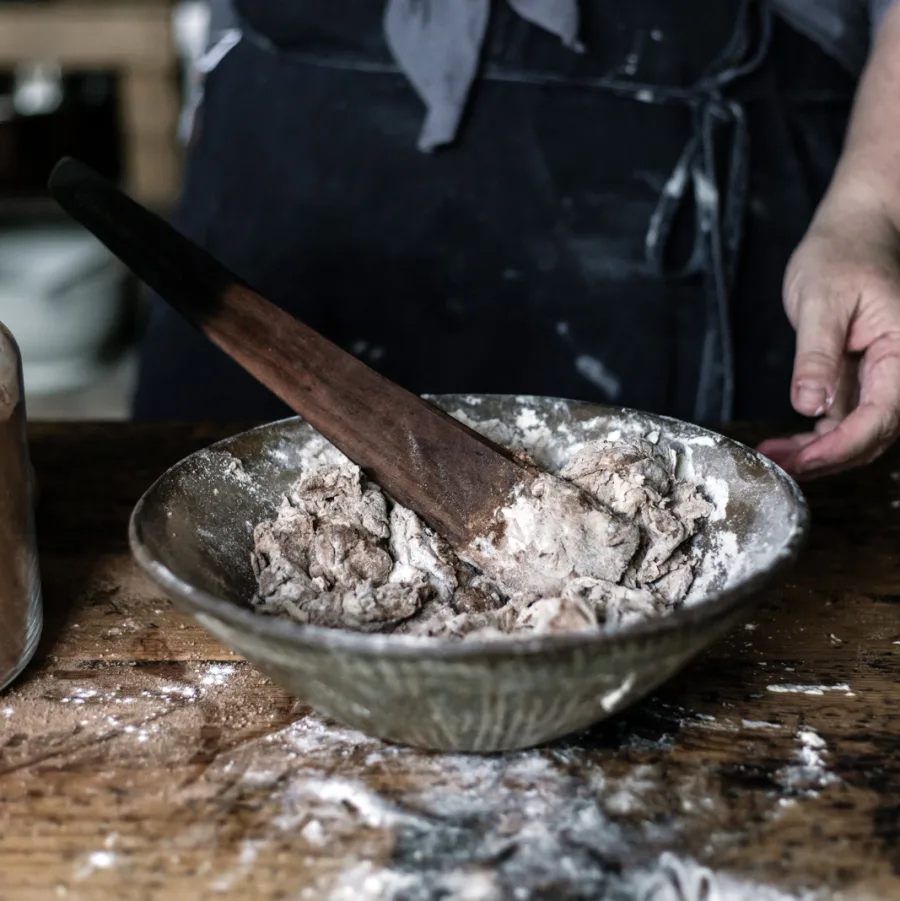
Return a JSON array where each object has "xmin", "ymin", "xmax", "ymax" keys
[{"xmin": 644, "ymin": 0, "xmax": 773, "ymax": 422}]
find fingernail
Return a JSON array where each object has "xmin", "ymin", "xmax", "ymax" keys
[{"xmin": 794, "ymin": 382, "xmax": 828, "ymax": 417}]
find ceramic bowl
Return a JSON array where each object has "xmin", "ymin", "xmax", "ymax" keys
[{"xmin": 129, "ymin": 395, "xmax": 808, "ymax": 752}]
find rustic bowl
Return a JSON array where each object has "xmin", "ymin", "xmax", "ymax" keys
[{"xmin": 129, "ymin": 395, "xmax": 808, "ymax": 752}]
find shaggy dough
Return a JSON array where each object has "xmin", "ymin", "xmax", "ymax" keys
[
  {"xmin": 466, "ymin": 472, "xmax": 642, "ymax": 598},
  {"xmin": 251, "ymin": 436, "xmax": 713, "ymax": 640}
]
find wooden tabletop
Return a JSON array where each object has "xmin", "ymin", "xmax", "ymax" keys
[{"xmin": 1, "ymin": 422, "xmax": 899, "ymax": 901}]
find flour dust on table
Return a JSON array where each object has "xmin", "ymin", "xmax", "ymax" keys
[
  {"xmin": 2, "ymin": 648, "xmax": 836, "ymax": 901},
  {"xmin": 168, "ymin": 688, "xmax": 821, "ymax": 901},
  {"xmin": 251, "ymin": 417, "xmax": 718, "ymax": 640}
]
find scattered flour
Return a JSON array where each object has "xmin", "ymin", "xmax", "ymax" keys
[
  {"xmin": 200, "ymin": 712, "xmax": 821, "ymax": 901},
  {"xmin": 4, "ymin": 656, "xmax": 829, "ymax": 901},
  {"xmin": 766, "ymin": 684, "xmax": 854, "ymax": 697},
  {"xmin": 73, "ymin": 850, "xmax": 118, "ymax": 881},
  {"xmin": 776, "ymin": 728, "xmax": 839, "ymax": 797},
  {"xmin": 636, "ymin": 854, "xmax": 817, "ymax": 901},
  {"xmin": 200, "ymin": 663, "xmax": 236, "ymax": 686}
]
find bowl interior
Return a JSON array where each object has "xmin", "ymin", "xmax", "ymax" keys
[{"xmin": 131, "ymin": 395, "xmax": 807, "ymax": 648}]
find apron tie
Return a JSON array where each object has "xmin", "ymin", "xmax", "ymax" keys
[{"xmin": 645, "ymin": 0, "xmax": 772, "ymax": 422}]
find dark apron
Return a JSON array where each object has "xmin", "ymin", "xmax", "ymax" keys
[{"xmin": 132, "ymin": 0, "xmax": 855, "ymax": 423}]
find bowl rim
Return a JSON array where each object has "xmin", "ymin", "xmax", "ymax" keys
[{"xmin": 128, "ymin": 397, "xmax": 810, "ymax": 660}]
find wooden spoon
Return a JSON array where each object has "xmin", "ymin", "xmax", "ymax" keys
[
  {"xmin": 48, "ymin": 158, "xmax": 535, "ymax": 550},
  {"xmin": 50, "ymin": 159, "xmax": 642, "ymax": 592}
]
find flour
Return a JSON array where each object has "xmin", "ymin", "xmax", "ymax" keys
[
  {"xmin": 766, "ymin": 683, "xmax": 854, "ymax": 697},
  {"xmin": 200, "ymin": 663, "xmax": 236, "ymax": 686},
  {"xmin": 776, "ymin": 727, "xmax": 839, "ymax": 797},
  {"xmin": 251, "ymin": 430, "xmax": 714, "ymax": 640},
  {"xmin": 3, "ymin": 650, "xmax": 825, "ymax": 901},
  {"xmin": 209, "ymin": 713, "xmax": 818, "ymax": 901},
  {"xmin": 73, "ymin": 850, "xmax": 118, "ymax": 881}
]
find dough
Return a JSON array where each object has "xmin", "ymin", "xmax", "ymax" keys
[{"xmin": 251, "ymin": 436, "xmax": 713, "ymax": 640}]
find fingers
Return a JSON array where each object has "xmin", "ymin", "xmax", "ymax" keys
[
  {"xmin": 794, "ymin": 405, "xmax": 895, "ymax": 474},
  {"xmin": 828, "ymin": 354, "xmax": 860, "ymax": 421},
  {"xmin": 766, "ymin": 340, "xmax": 900, "ymax": 479},
  {"xmin": 793, "ymin": 335, "xmax": 900, "ymax": 474},
  {"xmin": 756, "ymin": 433, "xmax": 819, "ymax": 474},
  {"xmin": 757, "ymin": 419, "xmax": 838, "ymax": 476},
  {"xmin": 778, "ymin": 215, "xmax": 900, "ymax": 476},
  {"xmin": 789, "ymin": 290, "xmax": 853, "ymax": 418}
]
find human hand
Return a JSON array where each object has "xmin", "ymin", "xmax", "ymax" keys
[{"xmin": 757, "ymin": 204, "xmax": 900, "ymax": 479}]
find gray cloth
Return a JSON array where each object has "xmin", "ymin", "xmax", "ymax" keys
[
  {"xmin": 384, "ymin": 0, "xmax": 583, "ymax": 150},
  {"xmin": 204, "ymin": 0, "xmax": 895, "ymax": 152}
]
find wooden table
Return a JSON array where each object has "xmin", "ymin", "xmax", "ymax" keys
[{"xmin": 1, "ymin": 423, "xmax": 899, "ymax": 901}]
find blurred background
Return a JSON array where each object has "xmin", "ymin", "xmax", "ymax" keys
[{"xmin": 0, "ymin": 0, "xmax": 205, "ymax": 419}]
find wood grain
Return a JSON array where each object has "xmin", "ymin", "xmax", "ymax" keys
[{"xmin": 0, "ymin": 423, "xmax": 899, "ymax": 900}]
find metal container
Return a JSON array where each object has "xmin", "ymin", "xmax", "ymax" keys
[{"xmin": 0, "ymin": 322, "xmax": 42, "ymax": 691}]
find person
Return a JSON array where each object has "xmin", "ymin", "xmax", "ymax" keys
[{"xmin": 133, "ymin": 0, "xmax": 900, "ymax": 479}]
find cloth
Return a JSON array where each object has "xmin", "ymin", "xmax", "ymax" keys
[
  {"xmin": 199, "ymin": 0, "xmax": 890, "ymax": 152},
  {"xmin": 133, "ymin": 0, "xmax": 855, "ymax": 425}
]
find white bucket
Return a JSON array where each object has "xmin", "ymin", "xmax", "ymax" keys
[{"xmin": 0, "ymin": 223, "xmax": 129, "ymax": 395}]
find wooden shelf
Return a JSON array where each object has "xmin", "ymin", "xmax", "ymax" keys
[{"xmin": 0, "ymin": 1, "xmax": 183, "ymax": 207}]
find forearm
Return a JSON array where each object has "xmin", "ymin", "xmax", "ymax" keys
[{"xmin": 815, "ymin": 1, "xmax": 900, "ymax": 228}]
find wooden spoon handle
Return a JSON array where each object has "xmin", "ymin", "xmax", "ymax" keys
[{"xmin": 48, "ymin": 158, "xmax": 527, "ymax": 547}]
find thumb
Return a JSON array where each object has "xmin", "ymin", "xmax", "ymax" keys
[{"xmin": 790, "ymin": 294, "xmax": 851, "ymax": 418}]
